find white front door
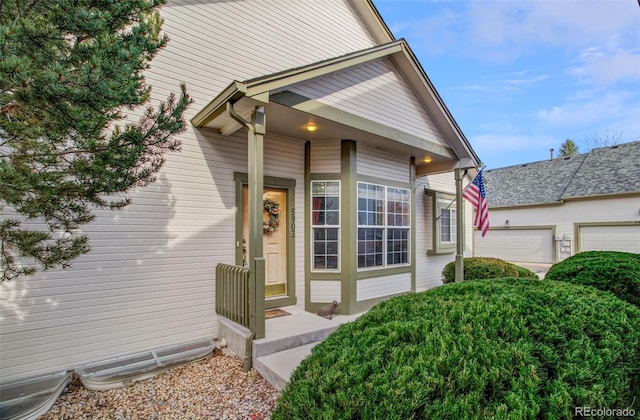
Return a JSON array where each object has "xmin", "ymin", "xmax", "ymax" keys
[{"xmin": 243, "ymin": 186, "xmax": 288, "ymax": 298}]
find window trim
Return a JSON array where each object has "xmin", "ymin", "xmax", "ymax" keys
[
  {"xmin": 310, "ymin": 180, "xmax": 341, "ymax": 273},
  {"xmin": 357, "ymin": 182, "xmax": 411, "ymax": 271},
  {"xmin": 440, "ymin": 206, "xmax": 456, "ymax": 244},
  {"xmin": 426, "ymin": 190, "xmax": 457, "ymax": 255}
]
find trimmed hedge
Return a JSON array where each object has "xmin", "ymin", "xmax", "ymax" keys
[
  {"xmin": 513, "ymin": 264, "xmax": 538, "ymax": 279},
  {"xmin": 545, "ymin": 251, "xmax": 640, "ymax": 308},
  {"xmin": 442, "ymin": 257, "xmax": 536, "ymax": 283},
  {"xmin": 273, "ymin": 279, "xmax": 640, "ymax": 419}
]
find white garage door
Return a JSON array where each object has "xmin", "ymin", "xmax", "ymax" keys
[
  {"xmin": 474, "ymin": 228, "xmax": 554, "ymax": 263},
  {"xmin": 579, "ymin": 225, "xmax": 640, "ymax": 253}
]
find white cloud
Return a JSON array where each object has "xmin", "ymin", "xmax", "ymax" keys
[
  {"xmin": 570, "ymin": 48, "xmax": 640, "ymax": 85},
  {"xmin": 470, "ymin": 133, "xmax": 557, "ymax": 167},
  {"xmin": 448, "ymin": 70, "xmax": 549, "ymax": 93},
  {"xmin": 467, "ymin": 1, "xmax": 639, "ymax": 51},
  {"xmin": 537, "ymin": 90, "xmax": 640, "ymax": 141}
]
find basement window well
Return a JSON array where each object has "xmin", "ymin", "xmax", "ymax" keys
[
  {"xmin": 74, "ymin": 338, "xmax": 215, "ymax": 390},
  {"xmin": 0, "ymin": 371, "xmax": 70, "ymax": 420}
]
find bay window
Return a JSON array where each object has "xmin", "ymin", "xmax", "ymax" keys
[{"xmin": 357, "ymin": 182, "xmax": 410, "ymax": 269}]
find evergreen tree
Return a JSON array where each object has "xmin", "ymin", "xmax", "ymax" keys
[
  {"xmin": 558, "ymin": 139, "xmax": 579, "ymax": 157},
  {"xmin": 0, "ymin": 1, "xmax": 192, "ymax": 281}
]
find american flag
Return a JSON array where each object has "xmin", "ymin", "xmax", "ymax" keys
[{"xmin": 463, "ymin": 170, "xmax": 489, "ymax": 237}]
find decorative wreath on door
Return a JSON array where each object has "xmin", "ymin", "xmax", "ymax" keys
[{"xmin": 263, "ymin": 199, "xmax": 280, "ymax": 234}]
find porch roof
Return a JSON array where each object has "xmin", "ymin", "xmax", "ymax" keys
[{"xmin": 191, "ymin": 39, "xmax": 481, "ymax": 175}]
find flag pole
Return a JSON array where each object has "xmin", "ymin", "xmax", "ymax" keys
[{"xmin": 454, "ymin": 168, "xmax": 464, "ymax": 282}]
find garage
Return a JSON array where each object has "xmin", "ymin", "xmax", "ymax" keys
[
  {"xmin": 474, "ymin": 228, "xmax": 554, "ymax": 264},
  {"xmin": 578, "ymin": 224, "xmax": 640, "ymax": 253}
]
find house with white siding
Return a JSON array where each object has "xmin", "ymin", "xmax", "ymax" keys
[
  {"xmin": 474, "ymin": 141, "xmax": 640, "ymax": 264},
  {"xmin": 0, "ymin": 0, "xmax": 481, "ymax": 401}
]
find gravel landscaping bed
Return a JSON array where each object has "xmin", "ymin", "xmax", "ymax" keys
[{"xmin": 39, "ymin": 348, "xmax": 280, "ymax": 419}]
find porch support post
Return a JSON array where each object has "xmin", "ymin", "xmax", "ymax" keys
[
  {"xmin": 454, "ymin": 168, "xmax": 464, "ymax": 282},
  {"xmin": 228, "ymin": 102, "xmax": 266, "ymax": 341},
  {"xmin": 249, "ymin": 107, "xmax": 266, "ymax": 339}
]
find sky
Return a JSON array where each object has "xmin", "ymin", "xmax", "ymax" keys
[{"xmin": 373, "ymin": 0, "xmax": 640, "ymax": 169}]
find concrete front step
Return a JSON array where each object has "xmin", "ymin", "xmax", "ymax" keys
[
  {"xmin": 253, "ymin": 342, "xmax": 318, "ymax": 390},
  {"xmin": 252, "ymin": 324, "xmax": 339, "ymax": 358},
  {"xmin": 251, "ymin": 309, "xmax": 344, "ymax": 390},
  {"xmin": 218, "ymin": 306, "xmax": 361, "ymax": 390}
]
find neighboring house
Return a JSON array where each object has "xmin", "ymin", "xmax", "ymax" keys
[
  {"xmin": 0, "ymin": 0, "xmax": 481, "ymax": 387},
  {"xmin": 474, "ymin": 141, "xmax": 640, "ymax": 264}
]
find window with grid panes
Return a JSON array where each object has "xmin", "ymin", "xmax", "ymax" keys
[
  {"xmin": 311, "ymin": 181, "xmax": 340, "ymax": 271},
  {"xmin": 357, "ymin": 182, "xmax": 410, "ymax": 269},
  {"xmin": 440, "ymin": 207, "xmax": 456, "ymax": 243}
]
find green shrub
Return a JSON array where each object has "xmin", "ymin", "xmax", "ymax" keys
[
  {"xmin": 273, "ymin": 279, "xmax": 640, "ymax": 419},
  {"xmin": 441, "ymin": 257, "xmax": 534, "ymax": 283},
  {"xmin": 513, "ymin": 264, "xmax": 537, "ymax": 279},
  {"xmin": 545, "ymin": 251, "xmax": 640, "ymax": 308}
]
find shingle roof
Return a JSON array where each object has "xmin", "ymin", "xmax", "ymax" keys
[{"xmin": 483, "ymin": 141, "xmax": 640, "ymax": 207}]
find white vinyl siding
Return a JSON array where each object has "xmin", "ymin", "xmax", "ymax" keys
[
  {"xmin": 156, "ymin": 0, "xmax": 378, "ymax": 109},
  {"xmin": 0, "ymin": 129, "xmax": 306, "ymax": 383},
  {"xmin": 579, "ymin": 225, "xmax": 640, "ymax": 253},
  {"xmin": 288, "ymin": 58, "xmax": 447, "ymax": 147},
  {"xmin": 357, "ymin": 143, "xmax": 409, "ymax": 183},
  {"xmin": 3, "ymin": 0, "xmax": 362, "ymax": 382},
  {"xmin": 357, "ymin": 272, "xmax": 411, "ymax": 301},
  {"xmin": 474, "ymin": 229, "xmax": 554, "ymax": 264},
  {"xmin": 310, "ymin": 140, "xmax": 341, "ymax": 173},
  {"xmin": 310, "ymin": 281, "xmax": 342, "ymax": 303},
  {"xmin": 414, "ymin": 173, "xmax": 474, "ymax": 291}
]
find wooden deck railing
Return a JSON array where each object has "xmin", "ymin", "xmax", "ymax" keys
[{"xmin": 215, "ymin": 263, "xmax": 251, "ymax": 329}]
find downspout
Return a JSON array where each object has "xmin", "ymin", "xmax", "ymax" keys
[
  {"xmin": 226, "ymin": 102, "xmax": 266, "ymax": 359},
  {"xmin": 454, "ymin": 168, "xmax": 464, "ymax": 282},
  {"xmin": 227, "ymin": 101, "xmax": 253, "ymax": 136}
]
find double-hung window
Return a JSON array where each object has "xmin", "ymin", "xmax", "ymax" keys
[
  {"xmin": 311, "ymin": 181, "xmax": 340, "ymax": 271},
  {"xmin": 440, "ymin": 206, "xmax": 456, "ymax": 243},
  {"xmin": 357, "ymin": 182, "xmax": 410, "ymax": 269},
  {"xmin": 427, "ymin": 191, "xmax": 457, "ymax": 254}
]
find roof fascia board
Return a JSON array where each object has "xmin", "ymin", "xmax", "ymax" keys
[
  {"xmin": 271, "ymin": 90, "xmax": 455, "ymax": 159},
  {"xmin": 191, "ymin": 81, "xmax": 246, "ymax": 127},
  {"xmin": 394, "ymin": 43, "xmax": 481, "ymax": 167},
  {"xmin": 243, "ymin": 41, "xmax": 404, "ymax": 97},
  {"xmin": 490, "ymin": 201, "xmax": 565, "ymax": 210},
  {"xmin": 348, "ymin": 0, "xmax": 395, "ymax": 44},
  {"xmin": 562, "ymin": 191, "xmax": 640, "ymax": 201},
  {"xmin": 416, "ymin": 158, "xmax": 476, "ymax": 176}
]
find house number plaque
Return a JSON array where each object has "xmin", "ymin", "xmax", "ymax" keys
[{"xmin": 290, "ymin": 208, "xmax": 295, "ymax": 238}]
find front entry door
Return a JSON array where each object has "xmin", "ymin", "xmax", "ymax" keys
[{"xmin": 242, "ymin": 186, "xmax": 287, "ymax": 298}]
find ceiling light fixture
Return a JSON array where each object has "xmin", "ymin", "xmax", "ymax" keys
[{"xmin": 304, "ymin": 123, "xmax": 318, "ymax": 132}]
